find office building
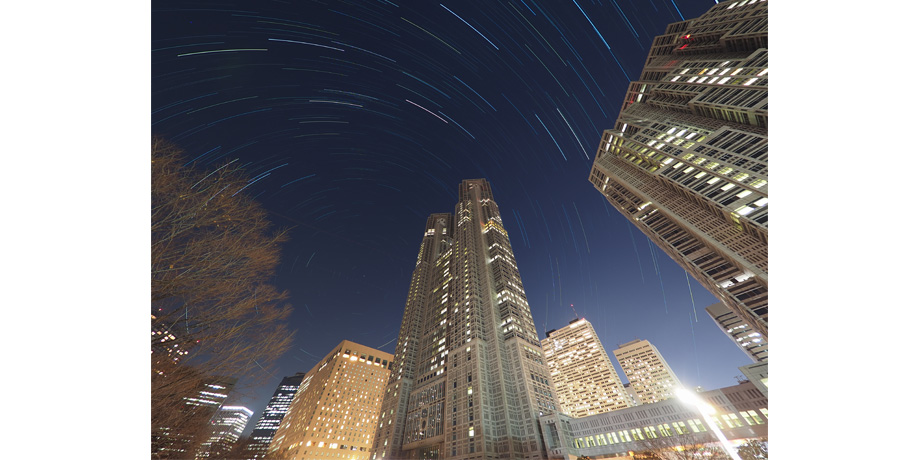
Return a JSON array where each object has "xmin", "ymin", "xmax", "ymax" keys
[
  {"xmin": 151, "ymin": 313, "xmax": 191, "ymax": 372},
  {"xmin": 612, "ymin": 340, "xmax": 681, "ymax": 405},
  {"xmin": 706, "ymin": 302, "xmax": 767, "ymax": 362},
  {"xmin": 197, "ymin": 405, "xmax": 253, "ymax": 458},
  {"xmin": 153, "ymin": 377, "xmax": 238, "ymax": 458},
  {"xmin": 542, "ymin": 318, "xmax": 632, "ymax": 417},
  {"xmin": 242, "ymin": 373, "xmax": 307, "ymax": 459},
  {"xmin": 371, "ymin": 179, "xmax": 561, "ymax": 460},
  {"xmin": 588, "ymin": 0, "xmax": 769, "ymax": 341},
  {"xmin": 739, "ymin": 362, "xmax": 768, "ymax": 398},
  {"xmin": 539, "ymin": 380, "xmax": 767, "ymax": 459},
  {"xmin": 266, "ymin": 340, "xmax": 392, "ymax": 460},
  {"xmin": 621, "ymin": 383, "xmax": 641, "ymax": 407}
]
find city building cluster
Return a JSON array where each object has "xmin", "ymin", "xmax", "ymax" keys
[{"xmin": 153, "ymin": 1, "xmax": 767, "ymax": 458}]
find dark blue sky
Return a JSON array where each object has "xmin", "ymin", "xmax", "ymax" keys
[{"xmin": 150, "ymin": 0, "xmax": 752, "ymax": 437}]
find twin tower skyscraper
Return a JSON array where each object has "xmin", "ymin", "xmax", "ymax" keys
[{"xmin": 371, "ymin": 179, "xmax": 559, "ymax": 460}]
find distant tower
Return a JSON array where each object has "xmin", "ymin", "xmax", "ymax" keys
[
  {"xmin": 242, "ymin": 372, "xmax": 306, "ymax": 459},
  {"xmin": 621, "ymin": 383, "xmax": 641, "ymax": 407},
  {"xmin": 371, "ymin": 179, "xmax": 562, "ymax": 460},
  {"xmin": 705, "ymin": 302, "xmax": 767, "ymax": 362},
  {"xmin": 612, "ymin": 339, "xmax": 681, "ymax": 405},
  {"xmin": 542, "ymin": 318, "xmax": 633, "ymax": 417},
  {"xmin": 197, "ymin": 406, "xmax": 253, "ymax": 458},
  {"xmin": 266, "ymin": 340, "xmax": 392, "ymax": 460},
  {"xmin": 588, "ymin": 0, "xmax": 769, "ymax": 342}
]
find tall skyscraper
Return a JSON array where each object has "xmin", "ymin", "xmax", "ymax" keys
[
  {"xmin": 242, "ymin": 372, "xmax": 307, "ymax": 459},
  {"xmin": 542, "ymin": 318, "xmax": 633, "ymax": 417},
  {"xmin": 588, "ymin": 0, "xmax": 768, "ymax": 341},
  {"xmin": 267, "ymin": 340, "xmax": 392, "ymax": 460},
  {"xmin": 612, "ymin": 339, "xmax": 681, "ymax": 405},
  {"xmin": 371, "ymin": 179, "xmax": 561, "ymax": 460},
  {"xmin": 197, "ymin": 405, "xmax": 253, "ymax": 458},
  {"xmin": 705, "ymin": 302, "xmax": 767, "ymax": 362}
]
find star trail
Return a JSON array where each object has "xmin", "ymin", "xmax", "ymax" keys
[{"xmin": 151, "ymin": 0, "xmax": 749, "ymax": 435}]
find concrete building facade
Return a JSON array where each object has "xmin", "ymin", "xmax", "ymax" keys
[
  {"xmin": 542, "ymin": 318, "xmax": 632, "ymax": 417},
  {"xmin": 612, "ymin": 340, "xmax": 681, "ymax": 405},
  {"xmin": 267, "ymin": 341, "xmax": 392, "ymax": 460},
  {"xmin": 589, "ymin": 0, "xmax": 769, "ymax": 341},
  {"xmin": 706, "ymin": 302, "xmax": 767, "ymax": 362},
  {"xmin": 371, "ymin": 179, "xmax": 562, "ymax": 460},
  {"xmin": 539, "ymin": 381, "xmax": 767, "ymax": 459}
]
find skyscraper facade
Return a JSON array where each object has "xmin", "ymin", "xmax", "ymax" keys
[
  {"xmin": 371, "ymin": 179, "xmax": 561, "ymax": 460},
  {"xmin": 612, "ymin": 339, "xmax": 681, "ymax": 405},
  {"xmin": 242, "ymin": 372, "xmax": 307, "ymax": 459},
  {"xmin": 542, "ymin": 318, "xmax": 632, "ymax": 417},
  {"xmin": 267, "ymin": 340, "xmax": 392, "ymax": 460},
  {"xmin": 589, "ymin": 0, "xmax": 768, "ymax": 341},
  {"xmin": 197, "ymin": 405, "xmax": 253, "ymax": 458},
  {"xmin": 705, "ymin": 302, "xmax": 767, "ymax": 362}
]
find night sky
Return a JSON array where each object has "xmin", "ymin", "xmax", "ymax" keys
[{"xmin": 150, "ymin": 0, "xmax": 752, "ymax": 437}]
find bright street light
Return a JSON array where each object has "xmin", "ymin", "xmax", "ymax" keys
[{"xmin": 675, "ymin": 388, "xmax": 742, "ymax": 460}]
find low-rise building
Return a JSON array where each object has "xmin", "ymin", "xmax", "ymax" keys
[{"xmin": 539, "ymin": 381, "xmax": 767, "ymax": 459}]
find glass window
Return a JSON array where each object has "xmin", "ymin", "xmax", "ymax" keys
[
  {"xmin": 727, "ymin": 413, "xmax": 743, "ymax": 427},
  {"xmin": 673, "ymin": 421, "xmax": 687, "ymax": 435}
]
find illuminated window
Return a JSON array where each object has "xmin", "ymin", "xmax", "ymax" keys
[
  {"xmin": 657, "ymin": 424, "xmax": 672, "ymax": 436},
  {"xmin": 742, "ymin": 410, "xmax": 763, "ymax": 425},
  {"xmin": 672, "ymin": 422, "xmax": 687, "ymax": 435}
]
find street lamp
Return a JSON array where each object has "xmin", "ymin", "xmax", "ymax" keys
[{"xmin": 675, "ymin": 388, "xmax": 742, "ymax": 460}]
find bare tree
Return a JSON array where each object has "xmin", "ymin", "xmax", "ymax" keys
[
  {"xmin": 736, "ymin": 438, "xmax": 767, "ymax": 460},
  {"xmin": 151, "ymin": 137, "xmax": 295, "ymax": 457},
  {"xmin": 632, "ymin": 434, "xmax": 734, "ymax": 460}
]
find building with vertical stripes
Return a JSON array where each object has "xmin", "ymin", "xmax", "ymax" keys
[
  {"xmin": 589, "ymin": 0, "xmax": 768, "ymax": 341},
  {"xmin": 542, "ymin": 318, "xmax": 633, "ymax": 417},
  {"xmin": 539, "ymin": 380, "xmax": 767, "ymax": 459},
  {"xmin": 371, "ymin": 179, "xmax": 562, "ymax": 460}
]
